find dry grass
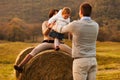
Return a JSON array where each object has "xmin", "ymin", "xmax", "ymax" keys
[{"xmin": 0, "ymin": 41, "xmax": 120, "ymax": 80}]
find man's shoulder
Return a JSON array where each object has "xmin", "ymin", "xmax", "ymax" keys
[
  {"xmin": 91, "ymin": 20, "xmax": 99, "ymax": 27},
  {"xmin": 80, "ymin": 19, "xmax": 98, "ymax": 25},
  {"xmin": 71, "ymin": 20, "xmax": 80, "ymax": 24},
  {"xmin": 69, "ymin": 20, "xmax": 82, "ymax": 26}
]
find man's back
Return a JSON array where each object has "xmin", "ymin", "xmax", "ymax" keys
[
  {"xmin": 61, "ymin": 17, "xmax": 99, "ymax": 58},
  {"xmin": 71, "ymin": 18, "xmax": 99, "ymax": 58}
]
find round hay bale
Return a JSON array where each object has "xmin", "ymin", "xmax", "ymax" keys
[{"xmin": 15, "ymin": 49, "xmax": 73, "ymax": 80}]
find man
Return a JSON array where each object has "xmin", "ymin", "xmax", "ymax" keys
[{"xmin": 61, "ymin": 2, "xmax": 99, "ymax": 80}]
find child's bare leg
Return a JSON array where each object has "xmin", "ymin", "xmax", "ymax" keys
[{"xmin": 54, "ymin": 38, "xmax": 60, "ymax": 50}]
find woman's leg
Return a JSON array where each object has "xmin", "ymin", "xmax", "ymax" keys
[
  {"xmin": 59, "ymin": 44, "xmax": 72, "ymax": 56},
  {"xmin": 14, "ymin": 43, "xmax": 54, "ymax": 72},
  {"xmin": 29, "ymin": 43, "xmax": 54, "ymax": 56}
]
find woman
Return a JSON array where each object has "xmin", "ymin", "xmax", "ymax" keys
[{"xmin": 14, "ymin": 9, "xmax": 72, "ymax": 73}]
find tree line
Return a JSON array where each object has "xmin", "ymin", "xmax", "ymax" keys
[
  {"xmin": 0, "ymin": 0, "xmax": 119, "ymax": 42},
  {"xmin": 0, "ymin": 17, "xmax": 119, "ymax": 42},
  {"xmin": 0, "ymin": 17, "xmax": 42, "ymax": 42}
]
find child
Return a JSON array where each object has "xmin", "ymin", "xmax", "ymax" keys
[{"xmin": 48, "ymin": 7, "xmax": 71, "ymax": 50}]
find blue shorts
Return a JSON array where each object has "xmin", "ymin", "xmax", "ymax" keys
[{"xmin": 49, "ymin": 30, "xmax": 64, "ymax": 40}]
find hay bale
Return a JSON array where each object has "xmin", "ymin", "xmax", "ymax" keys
[{"xmin": 15, "ymin": 48, "xmax": 73, "ymax": 80}]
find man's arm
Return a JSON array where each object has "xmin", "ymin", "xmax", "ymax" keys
[{"xmin": 60, "ymin": 21, "xmax": 74, "ymax": 34}]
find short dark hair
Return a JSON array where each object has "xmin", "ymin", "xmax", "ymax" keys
[
  {"xmin": 80, "ymin": 2, "xmax": 92, "ymax": 16},
  {"xmin": 48, "ymin": 9, "xmax": 59, "ymax": 18}
]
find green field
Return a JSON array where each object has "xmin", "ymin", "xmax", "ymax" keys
[{"xmin": 0, "ymin": 41, "xmax": 120, "ymax": 80}]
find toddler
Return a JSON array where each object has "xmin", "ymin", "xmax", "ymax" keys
[{"xmin": 48, "ymin": 7, "xmax": 71, "ymax": 50}]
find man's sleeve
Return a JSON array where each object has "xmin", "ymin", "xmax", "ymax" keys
[{"xmin": 61, "ymin": 21, "xmax": 74, "ymax": 33}]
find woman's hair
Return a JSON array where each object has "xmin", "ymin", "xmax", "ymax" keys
[
  {"xmin": 48, "ymin": 9, "xmax": 59, "ymax": 18},
  {"xmin": 62, "ymin": 7, "xmax": 71, "ymax": 15}
]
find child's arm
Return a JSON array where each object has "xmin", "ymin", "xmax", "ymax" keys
[
  {"xmin": 48, "ymin": 16, "xmax": 57, "ymax": 24},
  {"xmin": 47, "ymin": 15, "xmax": 57, "ymax": 29},
  {"xmin": 48, "ymin": 9, "xmax": 62, "ymax": 28}
]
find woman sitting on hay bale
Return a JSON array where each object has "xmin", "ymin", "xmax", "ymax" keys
[{"xmin": 14, "ymin": 9, "xmax": 72, "ymax": 73}]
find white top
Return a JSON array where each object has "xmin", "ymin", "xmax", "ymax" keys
[
  {"xmin": 61, "ymin": 17, "xmax": 99, "ymax": 58},
  {"xmin": 48, "ymin": 9, "xmax": 70, "ymax": 33}
]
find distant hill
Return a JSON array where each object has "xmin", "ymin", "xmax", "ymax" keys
[
  {"xmin": 0, "ymin": 0, "xmax": 83, "ymax": 23},
  {"xmin": 0, "ymin": 0, "xmax": 119, "ymax": 23}
]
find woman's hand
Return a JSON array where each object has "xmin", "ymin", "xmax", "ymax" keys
[{"xmin": 48, "ymin": 21, "xmax": 56, "ymax": 28}]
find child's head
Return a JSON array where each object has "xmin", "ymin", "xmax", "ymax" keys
[{"xmin": 62, "ymin": 7, "xmax": 71, "ymax": 19}]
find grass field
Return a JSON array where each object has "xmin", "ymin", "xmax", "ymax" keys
[{"xmin": 0, "ymin": 41, "xmax": 120, "ymax": 80}]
